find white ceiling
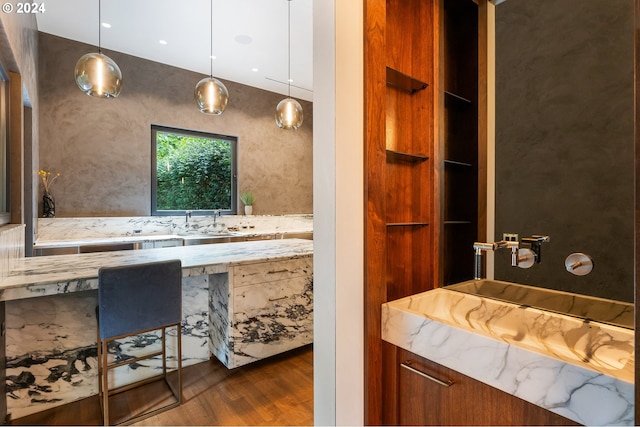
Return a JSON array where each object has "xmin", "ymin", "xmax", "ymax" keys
[{"xmin": 36, "ymin": 0, "xmax": 314, "ymax": 101}]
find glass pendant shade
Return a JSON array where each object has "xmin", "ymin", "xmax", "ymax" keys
[
  {"xmin": 74, "ymin": 52, "xmax": 122, "ymax": 98},
  {"xmin": 275, "ymin": 97, "xmax": 304, "ymax": 130},
  {"xmin": 194, "ymin": 76, "xmax": 229, "ymax": 115}
]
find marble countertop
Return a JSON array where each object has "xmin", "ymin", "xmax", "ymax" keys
[
  {"xmin": 33, "ymin": 234, "xmax": 184, "ymax": 248},
  {"xmin": 34, "ymin": 230, "xmax": 313, "ymax": 249},
  {"xmin": 34, "ymin": 215, "xmax": 313, "ymax": 249},
  {"xmin": 3, "ymin": 239, "xmax": 313, "ymax": 302},
  {"xmin": 382, "ymin": 288, "xmax": 634, "ymax": 426}
]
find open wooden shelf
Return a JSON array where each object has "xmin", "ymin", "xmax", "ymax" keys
[
  {"xmin": 445, "ymin": 90, "xmax": 473, "ymax": 105},
  {"xmin": 387, "ymin": 149, "xmax": 429, "ymax": 163},
  {"xmin": 386, "ymin": 67, "xmax": 428, "ymax": 94},
  {"xmin": 444, "ymin": 159, "xmax": 472, "ymax": 167}
]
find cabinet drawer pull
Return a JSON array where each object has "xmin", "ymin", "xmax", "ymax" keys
[
  {"xmin": 269, "ymin": 296, "xmax": 288, "ymax": 301},
  {"xmin": 401, "ymin": 361, "xmax": 454, "ymax": 387},
  {"xmin": 268, "ymin": 269, "xmax": 289, "ymax": 274}
]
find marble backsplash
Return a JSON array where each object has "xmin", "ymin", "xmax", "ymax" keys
[
  {"xmin": 0, "ymin": 225, "xmax": 25, "ymax": 278},
  {"xmin": 36, "ymin": 215, "xmax": 313, "ymax": 242}
]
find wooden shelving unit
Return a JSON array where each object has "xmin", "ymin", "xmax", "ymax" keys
[
  {"xmin": 441, "ymin": 0, "xmax": 479, "ymax": 286},
  {"xmin": 364, "ymin": 0, "xmax": 482, "ymax": 424}
]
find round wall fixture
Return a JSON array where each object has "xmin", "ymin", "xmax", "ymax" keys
[{"xmin": 565, "ymin": 253, "xmax": 594, "ymax": 276}]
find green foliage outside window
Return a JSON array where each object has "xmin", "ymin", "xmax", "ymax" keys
[{"xmin": 155, "ymin": 130, "xmax": 233, "ymax": 211}]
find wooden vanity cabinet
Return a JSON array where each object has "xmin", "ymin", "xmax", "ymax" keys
[{"xmin": 390, "ymin": 347, "xmax": 579, "ymax": 426}]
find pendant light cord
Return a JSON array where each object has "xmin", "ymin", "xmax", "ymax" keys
[
  {"xmin": 287, "ymin": 0, "xmax": 291, "ymax": 98},
  {"xmin": 98, "ymin": 0, "xmax": 102, "ymax": 53},
  {"xmin": 210, "ymin": 0, "xmax": 213, "ymax": 78}
]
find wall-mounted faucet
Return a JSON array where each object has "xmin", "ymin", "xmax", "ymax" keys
[
  {"xmin": 473, "ymin": 234, "xmax": 550, "ymax": 280},
  {"xmin": 185, "ymin": 210, "xmax": 192, "ymax": 224},
  {"xmin": 473, "ymin": 240, "xmax": 519, "ymax": 280},
  {"xmin": 520, "ymin": 235, "xmax": 550, "ymax": 263}
]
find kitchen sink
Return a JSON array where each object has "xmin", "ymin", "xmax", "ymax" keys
[
  {"xmin": 180, "ymin": 233, "xmax": 245, "ymax": 245},
  {"xmin": 446, "ymin": 279, "xmax": 634, "ymax": 329}
]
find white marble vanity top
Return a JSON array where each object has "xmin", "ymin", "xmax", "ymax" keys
[
  {"xmin": 3, "ymin": 239, "xmax": 313, "ymax": 302},
  {"xmin": 382, "ymin": 288, "xmax": 634, "ymax": 425}
]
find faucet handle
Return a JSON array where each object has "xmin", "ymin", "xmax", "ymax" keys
[
  {"xmin": 521, "ymin": 235, "xmax": 549, "ymax": 263},
  {"xmin": 522, "ymin": 235, "xmax": 550, "ymax": 243}
]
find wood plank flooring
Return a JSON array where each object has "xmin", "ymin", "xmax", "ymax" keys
[{"xmin": 9, "ymin": 345, "xmax": 313, "ymax": 426}]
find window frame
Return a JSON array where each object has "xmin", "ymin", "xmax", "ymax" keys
[
  {"xmin": 151, "ymin": 124, "xmax": 238, "ymax": 216},
  {"xmin": 0, "ymin": 66, "xmax": 9, "ymax": 225}
]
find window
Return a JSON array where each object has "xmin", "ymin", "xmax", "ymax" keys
[
  {"xmin": 0, "ymin": 74, "xmax": 8, "ymax": 225},
  {"xmin": 151, "ymin": 125, "xmax": 237, "ymax": 215}
]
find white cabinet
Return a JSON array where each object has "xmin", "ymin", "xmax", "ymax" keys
[{"xmin": 209, "ymin": 256, "xmax": 313, "ymax": 369}]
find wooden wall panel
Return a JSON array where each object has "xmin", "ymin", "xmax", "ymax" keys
[
  {"xmin": 364, "ymin": 0, "xmax": 388, "ymax": 424},
  {"xmin": 386, "ymin": 226, "xmax": 433, "ymax": 301},
  {"xmin": 365, "ymin": 0, "xmax": 440, "ymax": 424}
]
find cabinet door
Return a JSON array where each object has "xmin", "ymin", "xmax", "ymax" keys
[
  {"xmin": 397, "ymin": 349, "xmax": 578, "ymax": 426},
  {"xmin": 232, "ymin": 277, "xmax": 313, "ymax": 362},
  {"xmin": 233, "ymin": 258, "xmax": 313, "ymax": 288}
]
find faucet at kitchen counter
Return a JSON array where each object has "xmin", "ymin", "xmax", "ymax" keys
[{"xmin": 185, "ymin": 210, "xmax": 192, "ymax": 224}]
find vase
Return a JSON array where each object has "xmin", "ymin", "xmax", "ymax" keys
[
  {"xmin": 244, "ymin": 205, "xmax": 253, "ymax": 216},
  {"xmin": 43, "ymin": 192, "xmax": 55, "ymax": 218}
]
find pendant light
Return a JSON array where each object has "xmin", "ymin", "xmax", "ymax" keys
[
  {"xmin": 194, "ymin": 0, "xmax": 229, "ymax": 115},
  {"xmin": 275, "ymin": 0, "xmax": 303, "ymax": 130},
  {"xmin": 74, "ymin": 0, "xmax": 122, "ymax": 98}
]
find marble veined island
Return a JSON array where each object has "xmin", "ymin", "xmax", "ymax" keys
[{"xmin": 2, "ymin": 239, "xmax": 313, "ymax": 419}]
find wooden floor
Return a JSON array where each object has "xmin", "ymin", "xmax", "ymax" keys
[{"xmin": 10, "ymin": 345, "xmax": 314, "ymax": 426}]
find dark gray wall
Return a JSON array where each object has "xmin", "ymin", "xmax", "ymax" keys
[
  {"xmin": 494, "ymin": 0, "xmax": 634, "ymax": 302},
  {"xmin": 38, "ymin": 33, "xmax": 313, "ymax": 217}
]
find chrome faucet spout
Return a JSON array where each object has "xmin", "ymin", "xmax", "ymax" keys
[{"xmin": 472, "ymin": 240, "xmax": 519, "ymax": 280}]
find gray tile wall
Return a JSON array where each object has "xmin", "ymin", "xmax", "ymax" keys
[{"xmin": 494, "ymin": 0, "xmax": 634, "ymax": 302}]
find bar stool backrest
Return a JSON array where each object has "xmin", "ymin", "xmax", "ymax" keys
[{"xmin": 98, "ymin": 260, "xmax": 182, "ymax": 340}]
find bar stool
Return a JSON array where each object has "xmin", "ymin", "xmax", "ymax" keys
[{"xmin": 97, "ymin": 259, "xmax": 183, "ymax": 426}]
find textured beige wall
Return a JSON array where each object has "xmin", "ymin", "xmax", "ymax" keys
[{"xmin": 38, "ymin": 33, "xmax": 313, "ymax": 217}]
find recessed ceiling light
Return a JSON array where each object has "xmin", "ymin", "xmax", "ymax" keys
[
  {"xmin": 159, "ymin": 40, "xmax": 168, "ymax": 45},
  {"xmin": 210, "ymin": 55, "xmax": 217, "ymax": 60},
  {"xmin": 252, "ymin": 68, "xmax": 259, "ymax": 72},
  {"xmin": 288, "ymin": 78, "xmax": 294, "ymax": 83},
  {"xmin": 101, "ymin": 22, "xmax": 111, "ymax": 29}
]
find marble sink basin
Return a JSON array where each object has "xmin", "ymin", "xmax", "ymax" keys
[
  {"xmin": 383, "ymin": 287, "xmax": 634, "ymax": 382},
  {"xmin": 446, "ymin": 279, "xmax": 634, "ymax": 329}
]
